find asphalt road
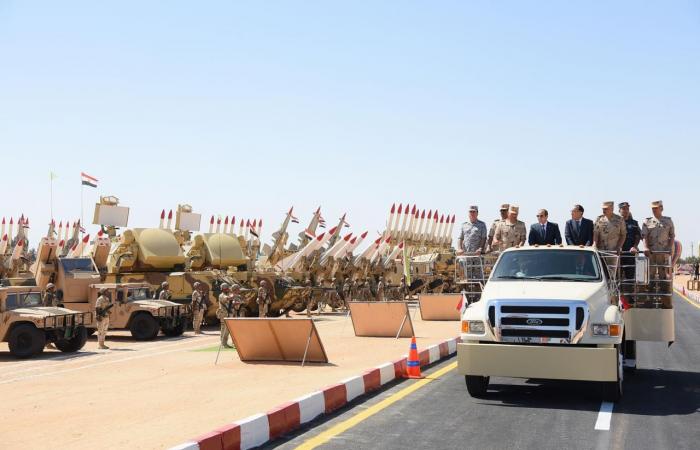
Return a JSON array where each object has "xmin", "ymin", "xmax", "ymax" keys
[{"xmin": 273, "ymin": 293, "xmax": 700, "ymax": 450}]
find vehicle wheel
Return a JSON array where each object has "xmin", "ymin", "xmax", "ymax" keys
[
  {"xmin": 86, "ymin": 328, "xmax": 96, "ymax": 337},
  {"xmin": 622, "ymin": 338, "xmax": 637, "ymax": 373},
  {"xmin": 8, "ymin": 324, "xmax": 46, "ymax": 358},
  {"xmin": 161, "ymin": 320, "xmax": 186, "ymax": 337},
  {"xmin": 129, "ymin": 313, "xmax": 160, "ymax": 340},
  {"xmin": 55, "ymin": 326, "xmax": 88, "ymax": 353},
  {"xmin": 465, "ymin": 375, "xmax": 490, "ymax": 398},
  {"xmin": 602, "ymin": 345, "xmax": 624, "ymax": 402}
]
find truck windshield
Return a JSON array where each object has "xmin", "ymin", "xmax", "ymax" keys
[
  {"xmin": 5, "ymin": 292, "xmax": 43, "ymax": 309},
  {"xmin": 491, "ymin": 250, "xmax": 601, "ymax": 282},
  {"xmin": 127, "ymin": 288, "xmax": 151, "ymax": 301},
  {"xmin": 60, "ymin": 258, "xmax": 95, "ymax": 273}
]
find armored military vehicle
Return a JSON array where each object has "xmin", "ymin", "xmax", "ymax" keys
[{"xmin": 0, "ymin": 286, "xmax": 91, "ymax": 358}]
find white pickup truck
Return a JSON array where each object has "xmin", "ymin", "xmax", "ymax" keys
[{"xmin": 457, "ymin": 246, "xmax": 674, "ymax": 402}]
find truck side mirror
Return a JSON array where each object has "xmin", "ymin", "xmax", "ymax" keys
[{"xmin": 635, "ymin": 255, "xmax": 649, "ymax": 285}]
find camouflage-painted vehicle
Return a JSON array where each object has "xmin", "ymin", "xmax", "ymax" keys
[
  {"xmin": 0, "ymin": 286, "xmax": 91, "ymax": 358},
  {"xmin": 64, "ymin": 283, "xmax": 188, "ymax": 340},
  {"xmin": 234, "ymin": 274, "xmax": 312, "ymax": 317},
  {"xmin": 409, "ymin": 251, "xmax": 458, "ymax": 294}
]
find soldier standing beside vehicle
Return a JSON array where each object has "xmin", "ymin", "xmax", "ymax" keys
[
  {"xmin": 491, "ymin": 205, "xmax": 526, "ymax": 252},
  {"xmin": 257, "ymin": 279, "xmax": 272, "ymax": 317},
  {"xmin": 95, "ymin": 288, "xmax": 113, "ymax": 350},
  {"xmin": 190, "ymin": 282, "xmax": 208, "ymax": 335},
  {"xmin": 619, "ymin": 202, "xmax": 641, "ymax": 282},
  {"xmin": 457, "ymin": 205, "xmax": 487, "ymax": 281},
  {"xmin": 376, "ymin": 276, "xmax": 386, "ymax": 302},
  {"xmin": 487, "ymin": 204, "xmax": 509, "ymax": 253},
  {"xmin": 158, "ymin": 282, "xmax": 172, "ymax": 300},
  {"xmin": 217, "ymin": 283, "xmax": 234, "ymax": 348},
  {"xmin": 642, "ymin": 200, "xmax": 675, "ymax": 283}
]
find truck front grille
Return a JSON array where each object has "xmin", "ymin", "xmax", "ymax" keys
[{"xmin": 489, "ymin": 300, "xmax": 589, "ymax": 344}]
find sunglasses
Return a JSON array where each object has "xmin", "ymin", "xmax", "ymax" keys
[{"xmin": 536, "ymin": 214, "xmax": 545, "ymax": 217}]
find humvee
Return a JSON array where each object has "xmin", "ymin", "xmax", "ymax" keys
[{"xmin": 0, "ymin": 286, "xmax": 91, "ymax": 358}]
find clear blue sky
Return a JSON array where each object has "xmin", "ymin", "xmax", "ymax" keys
[{"xmin": 1, "ymin": 1, "xmax": 698, "ymax": 255}]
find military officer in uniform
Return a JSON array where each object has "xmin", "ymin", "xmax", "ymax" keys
[
  {"xmin": 492, "ymin": 205, "xmax": 526, "ymax": 252},
  {"xmin": 42, "ymin": 283, "xmax": 57, "ymax": 307},
  {"xmin": 95, "ymin": 288, "xmax": 113, "ymax": 350},
  {"xmin": 158, "ymin": 281, "xmax": 172, "ymax": 300},
  {"xmin": 594, "ymin": 201, "xmax": 627, "ymax": 252},
  {"xmin": 642, "ymin": 200, "xmax": 675, "ymax": 282},
  {"xmin": 217, "ymin": 283, "xmax": 234, "ymax": 348},
  {"xmin": 257, "ymin": 279, "xmax": 272, "ymax": 317},
  {"xmin": 487, "ymin": 204, "xmax": 509, "ymax": 253},
  {"xmin": 457, "ymin": 205, "xmax": 488, "ymax": 281},
  {"xmin": 190, "ymin": 282, "xmax": 208, "ymax": 334},
  {"xmin": 619, "ymin": 202, "xmax": 641, "ymax": 283}
]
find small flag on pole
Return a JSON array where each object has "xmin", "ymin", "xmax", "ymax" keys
[
  {"xmin": 50, "ymin": 171, "xmax": 58, "ymax": 180},
  {"xmin": 81, "ymin": 172, "xmax": 98, "ymax": 188}
]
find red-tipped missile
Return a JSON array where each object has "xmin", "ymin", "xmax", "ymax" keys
[
  {"xmin": 397, "ymin": 204, "xmax": 403, "ymax": 215},
  {"xmin": 390, "ymin": 203, "xmax": 395, "ymax": 213},
  {"xmin": 361, "ymin": 231, "xmax": 368, "ymax": 239},
  {"xmin": 161, "ymin": 210, "xmax": 165, "ymax": 219}
]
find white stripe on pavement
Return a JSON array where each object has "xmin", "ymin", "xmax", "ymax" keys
[{"xmin": 594, "ymin": 401, "xmax": 614, "ymax": 430}]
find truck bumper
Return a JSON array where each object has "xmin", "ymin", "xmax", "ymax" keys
[{"xmin": 457, "ymin": 342, "xmax": 618, "ymax": 382}]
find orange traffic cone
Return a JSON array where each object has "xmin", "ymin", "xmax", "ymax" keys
[{"xmin": 406, "ymin": 337, "xmax": 423, "ymax": 379}]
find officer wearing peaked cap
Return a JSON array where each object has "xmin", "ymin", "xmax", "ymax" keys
[
  {"xmin": 642, "ymin": 200, "xmax": 675, "ymax": 282},
  {"xmin": 594, "ymin": 201, "xmax": 626, "ymax": 252},
  {"xmin": 458, "ymin": 205, "xmax": 488, "ymax": 281},
  {"xmin": 492, "ymin": 205, "xmax": 526, "ymax": 252},
  {"xmin": 487, "ymin": 204, "xmax": 509, "ymax": 253}
]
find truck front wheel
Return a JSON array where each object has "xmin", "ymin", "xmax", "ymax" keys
[
  {"xmin": 465, "ymin": 375, "xmax": 490, "ymax": 398},
  {"xmin": 161, "ymin": 320, "xmax": 186, "ymax": 337},
  {"xmin": 55, "ymin": 326, "xmax": 88, "ymax": 353},
  {"xmin": 8, "ymin": 324, "xmax": 46, "ymax": 358},
  {"xmin": 129, "ymin": 313, "xmax": 160, "ymax": 340},
  {"xmin": 601, "ymin": 345, "xmax": 624, "ymax": 402}
]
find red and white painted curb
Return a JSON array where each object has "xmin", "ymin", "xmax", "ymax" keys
[{"xmin": 169, "ymin": 337, "xmax": 460, "ymax": 450}]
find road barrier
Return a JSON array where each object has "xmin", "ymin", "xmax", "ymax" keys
[
  {"xmin": 348, "ymin": 301, "xmax": 414, "ymax": 338},
  {"xmin": 418, "ymin": 293, "xmax": 461, "ymax": 321}
]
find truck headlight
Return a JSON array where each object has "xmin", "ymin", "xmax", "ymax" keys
[
  {"xmin": 462, "ymin": 320, "xmax": 485, "ymax": 334},
  {"xmin": 592, "ymin": 323, "xmax": 621, "ymax": 337}
]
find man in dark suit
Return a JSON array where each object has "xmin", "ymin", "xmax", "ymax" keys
[
  {"xmin": 565, "ymin": 204, "xmax": 594, "ymax": 246},
  {"xmin": 528, "ymin": 209, "xmax": 562, "ymax": 245}
]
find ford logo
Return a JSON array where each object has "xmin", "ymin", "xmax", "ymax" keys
[{"xmin": 526, "ymin": 318, "xmax": 543, "ymax": 326}]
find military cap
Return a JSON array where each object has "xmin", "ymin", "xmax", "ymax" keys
[
  {"xmin": 601, "ymin": 201, "xmax": 614, "ymax": 208},
  {"xmin": 651, "ymin": 200, "xmax": 663, "ymax": 208},
  {"xmin": 618, "ymin": 202, "xmax": 630, "ymax": 208},
  {"xmin": 161, "ymin": 281, "xmax": 169, "ymax": 287},
  {"xmin": 468, "ymin": 205, "xmax": 479, "ymax": 212},
  {"xmin": 499, "ymin": 203, "xmax": 510, "ymax": 211},
  {"xmin": 46, "ymin": 283, "xmax": 55, "ymax": 289},
  {"xmin": 508, "ymin": 205, "xmax": 519, "ymax": 214}
]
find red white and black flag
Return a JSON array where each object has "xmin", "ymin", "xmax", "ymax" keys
[{"xmin": 81, "ymin": 172, "xmax": 98, "ymax": 188}]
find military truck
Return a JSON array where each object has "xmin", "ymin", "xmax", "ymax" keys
[
  {"xmin": 458, "ymin": 246, "xmax": 674, "ymax": 402},
  {"xmin": 0, "ymin": 286, "xmax": 91, "ymax": 358},
  {"xmin": 63, "ymin": 283, "xmax": 187, "ymax": 340}
]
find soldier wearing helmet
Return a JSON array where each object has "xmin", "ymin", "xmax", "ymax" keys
[
  {"xmin": 43, "ymin": 283, "xmax": 58, "ymax": 307},
  {"xmin": 158, "ymin": 281, "xmax": 172, "ymax": 300},
  {"xmin": 257, "ymin": 279, "xmax": 272, "ymax": 317},
  {"xmin": 95, "ymin": 287, "xmax": 113, "ymax": 350},
  {"xmin": 190, "ymin": 281, "xmax": 209, "ymax": 335},
  {"xmin": 217, "ymin": 283, "xmax": 234, "ymax": 347}
]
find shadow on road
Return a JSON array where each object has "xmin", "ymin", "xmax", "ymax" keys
[{"xmin": 484, "ymin": 368, "xmax": 700, "ymax": 416}]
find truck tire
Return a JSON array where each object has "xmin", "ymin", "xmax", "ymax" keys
[
  {"xmin": 161, "ymin": 320, "xmax": 186, "ymax": 337},
  {"xmin": 8, "ymin": 324, "xmax": 46, "ymax": 358},
  {"xmin": 602, "ymin": 345, "xmax": 623, "ymax": 402},
  {"xmin": 55, "ymin": 326, "xmax": 88, "ymax": 353},
  {"xmin": 465, "ymin": 375, "xmax": 490, "ymax": 398},
  {"xmin": 129, "ymin": 313, "xmax": 160, "ymax": 340}
]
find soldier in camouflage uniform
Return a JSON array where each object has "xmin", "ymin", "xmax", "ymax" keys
[
  {"xmin": 257, "ymin": 279, "xmax": 272, "ymax": 317},
  {"xmin": 487, "ymin": 204, "xmax": 509, "ymax": 253},
  {"xmin": 158, "ymin": 281, "xmax": 173, "ymax": 300},
  {"xmin": 190, "ymin": 281, "xmax": 208, "ymax": 334},
  {"xmin": 342, "ymin": 278, "xmax": 352, "ymax": 305},
  {"xmin": 457, "ymin": 205, "xmax": 488, "ymax": 281},
  {"xmin": 593, "ymin": 201, "xmax": 627, "ymax": 252},
  {"xmin": 642, "ymin": 200, "xmax": 675, "ymax": 281},
  {"xmin": 217, "ymin": 283, "xmax": 234, "ymax": 348},
  {"xmin": 492, "ymin": 205, "xmax": 526, "ymax": 252},
  {"xmin": 376, "ymin": 276, "xmax": 386, "ymax": 302},
  {"xmin": 42, "ymin": 283, "xmax": 57, "ymax": 307},
  {"xmin": 95, "ymin": 288, "xmax": 113, "ymax": 350}
]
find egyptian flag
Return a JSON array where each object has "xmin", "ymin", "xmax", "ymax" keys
[
  {"xmin": 81, "ymin": 172, "xmax": 98, "ymax": 188},
  {"xmin": 620, "ymin": 294, "xmax": 631, "ymax": 311},
  {"xmin": 250, "ymin": 220, "xmax": 259, "ymax": 238}
]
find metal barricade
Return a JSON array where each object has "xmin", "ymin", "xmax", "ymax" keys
[
  {"xmin": 455, "ymin": 253, "xmax": 498, "ymax": 304},
  {"xmin": 610, "ymin": 250, "xmax": 673, "ymax": 309}
]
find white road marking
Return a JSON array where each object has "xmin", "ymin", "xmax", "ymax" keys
[{"xmin": 594, "ymin": 401, "xmax": 614, "ymax": 430}]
